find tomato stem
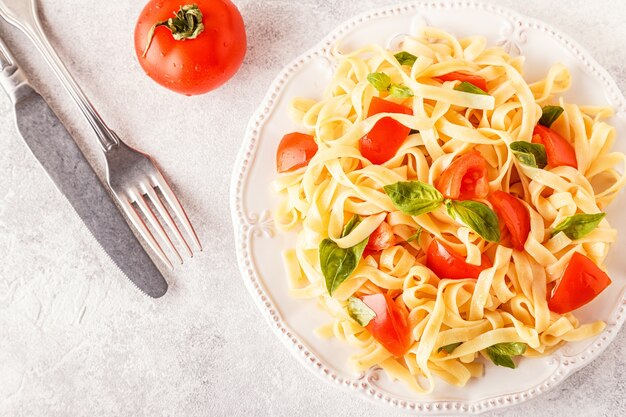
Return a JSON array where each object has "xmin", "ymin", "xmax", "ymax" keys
[{"xmin": 142, "ymin": 4, "xmax": 205, "ymax": 58}]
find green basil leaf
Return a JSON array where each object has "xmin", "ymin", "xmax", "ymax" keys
[
  {"xmin": 438, "ymin": 342, "xmax": 462, "ymax": 354},
  {"xmin": 319, "ymin": 239, "xmax": 355, "ymax": 296},
  {"xmin": 486, "ymin": 351, "xmax": 515, "ymax": 368},
  {"xmin": 320, "ymin": 217, "xmax": 369, "ymax": 296},
  {"xmin": 320, "ymin": 236, "xmax": 368, "ymax": 296},
  {"xmin": 551, "ymin": 213, "xmax": 606, "ymax": 240},
  {"xmin": 394, "ymin": 51, "xmax": 418, "ymax": 66},
  {"xmin": 485, "ymin": 342, "xmax": 527, "ymax": 369},
  {"xmin": 353, "ymin": 238, "xmax": 369, "ymax": 261},
  {"xmin": 347, "ymin": 297, "xmax": 376, "ymax": 326},
  {"xmin": 342, "ymin": 214, "xmax": 361, "ymax": 237},
  {"xmin": 454, "ymin": 81, "xmax": 488, "ymax": 95},
  {"xmin": 406, "ymin": 227, "xmax": 423, "ymax": 243},
  {"xmin": 510, "ymin": 141, "xmax": 547, "ymax": 169},
  {"xmin": 513, "ymin": 151, "xmax": 538, "ymax": 168},
  {"xmin": 446, "ymin": 200, "xmax": 501, "ymax": 243},
  {"xmin": 389, "ymin": 84, "xmax": 414, "ymax": 98},
  {"xmin": 383, "ymin": 181, "xmax": 444, "ymax": 216},
  {"xmin": 539, "ymin": 105, "xmax": 564, "ymax": 128},
  {"xmin": 367, "ymin": 72, "xmax": 392, "ymax": 92}
]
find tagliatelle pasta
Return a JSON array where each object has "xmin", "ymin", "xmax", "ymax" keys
[{"xmin": 273, "ymin": 28, "xmax": 626, "ymax": 393}]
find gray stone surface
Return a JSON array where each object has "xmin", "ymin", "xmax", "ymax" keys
[{"xmin": 0, "ymin": 1, "xmax": 624, "ymax": 416}]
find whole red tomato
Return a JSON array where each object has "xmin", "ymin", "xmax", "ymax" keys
[{"xmin": 134, "ymin": 0, "xmax": 247, "ymax": 95}]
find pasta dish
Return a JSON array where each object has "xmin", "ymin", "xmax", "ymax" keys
[{"xmin": 272, "ymin": 28, "xmax": 626, "ymax": 392}]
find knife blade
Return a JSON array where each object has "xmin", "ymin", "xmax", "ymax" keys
[{"xmin": 0, "ymin": 35, "xmax": 168, "ymax": 298}]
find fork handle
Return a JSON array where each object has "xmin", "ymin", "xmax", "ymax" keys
[{"xmin": 0, "ymin": 0, "xmax": 119, "ymax": 152}]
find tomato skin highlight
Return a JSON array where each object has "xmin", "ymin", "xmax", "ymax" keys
[
  {"xmin": 134, "ymin": 0, "xmax": 247, "ymax": 95},
  {"xmin": 276, "ymin": 133, "xmax": 318, "ymax": 173},
  {"xmin": 548, "ymin": 252, "xmax": 612, "ymax": 314},
  {"xmin": 532, "ymin": 125, "xmax": 578, "ymax": 168},
  {"xmin": 366, "ymin": 221, "xmax": 395, "ymax": 251},
  {"xmin": 360, "ymin": 293, "xmax": 412, "ymax": 357},
  {"xmin": 434, "ymin": 72, "xmax": 488, "ymax": 91},
  {"xmin": 435, "ymin": 151, "xmax": 490, "ymax": 200},
  {"xmin": 359, "ymin": 97, "xmax": 413, "ymax": 165},
  {"xmin": 426, "ymin": 240, "xmax": 490, "ymax": 279},
  {"xmin": 488, "ymin": 191, "xmax": 530, "ymax": 251}
]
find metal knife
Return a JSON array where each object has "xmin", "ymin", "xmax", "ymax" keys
[{"xmin": 0, "ymin": 35, "xmax": 168, "ymax": 298}]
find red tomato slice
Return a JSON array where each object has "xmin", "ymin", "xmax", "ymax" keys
[
  {"xmin": 361, "ymin": 293, "xmax": 412, "ymax": 357},
  {"xmin": 435, "ymin": 151, "xmax": 489, "ymax": 200},
  {"xmin": 548, "ymin": 252, "xmax": 612, "ymax": 314},
  {"xmin": 366, "ymin": 221, "xmax": 395, "ymax": 251},
  {"xmin": 488, "ymin": 191, "xmax": 530, "ymax": 251},
  {"xmin": 359, "ymin": 97, "xmax": 413, "ymax": 165},
  {"xmin": 276, "ymin": 133, "xmax": 318, "ymax": 173},
  {"xmin": 532, "ymin": 125, "xmax": 578, "ymax": 168},
  {"xmin": 426, "ymin": 240, "xmax": 490, "ymax": 280},
  {"xmin": 434, "ymin": 72, "xmax": 488, "ymax": 91}
]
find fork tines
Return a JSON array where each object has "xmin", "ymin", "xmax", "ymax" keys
[{"xmin": 119, "ymin": 173, "xmax": 201, "ymax": 270}]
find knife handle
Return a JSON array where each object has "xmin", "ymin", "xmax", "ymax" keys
[{"xmin": 0, "ymin": 35, "xmax": 30, "ymax": 103}]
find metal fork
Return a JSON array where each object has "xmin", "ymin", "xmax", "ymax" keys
[{"xmin": 0, "ymin": 0, "xmax": 202, "ymax": 269}]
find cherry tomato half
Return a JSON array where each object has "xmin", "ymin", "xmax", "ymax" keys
[
  {"xmin": 435, "ymin": 151, "xmax": 490, "ymax": 200},
  {"xmin": 134, "ymin": 0, "xmax": 246, "ymax": 95},
  {"xmin": 532, "ymin": 125, "xmax": 578, "ymax": 169},
  {"xmin": 359, "ymin": 97, "xmax": 413, "ymax": 165},
  {"xmin": 365, "ymin": 221, "xmax": 396, "ymax": 252},
  {"xmin": 360, "ymin": 293, "xmax": 412, "ymax": 357},
  {"xmin": 276, "ymin": 132, "xmax": 318, "ymax": 173},
  {"xmin": 489, "ymin": 191, "xmax": 530, "ymax": 251},
  {"xmin": 434, "ymin": 72, "xmax": 488, "ymax": 92},
  {"xmin": 548, "ymin": 252, "xmax": 612, "ymax": 314},
  {"xmin": 426, "ymin": 239, "xmax": 491, "ymax": 280}
]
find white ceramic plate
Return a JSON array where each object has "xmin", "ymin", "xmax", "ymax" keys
[{"xmin": 230, "ymin": 1, "xmax": 626, "ymax": 414}]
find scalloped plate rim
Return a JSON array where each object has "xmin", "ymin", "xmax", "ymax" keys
[{"xmin": 230, "ymin": 1, "xmax": 626, "ymax": 414}]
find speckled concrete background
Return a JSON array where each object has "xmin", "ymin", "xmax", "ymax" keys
[{"xmin": 0, "ymin": 1, "xmax": 624, "ymax": 416}]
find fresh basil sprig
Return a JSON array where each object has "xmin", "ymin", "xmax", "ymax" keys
[
  {"xmin": 320, "ymin": 215, "xmax": 369, "ymax": 296},
  {"xmin": 552, "ymin": 213, "xmax": 606, "ymax": 240},
  {"xmin": 438, "ymin": 342, "xmax": 462, "ymax": 354},
  {"xmin": 539, "ymin": 105, "xmax": 564, "ymax": 128},
  {"xmin": 446, "ymin": 200, "xmax": 501, "ymax": 243},
  {"xmin": 454, "ymin": 81, "xmax": 488, "ymax": 95},
  {"xmin": 367, "ymin": 72, "xmax": 414, "ymax": 98},
  {"xmin": 394, "ymin": 51, "xmax": 418, "ymax": 66},
  {"xmin": 347, "ymin": 297, "xmax": 376, "ymax": 326},
  {"xmin": 383, "ymin": 181, "xmax": 444, "ymax": 216},
  {"xmin": 485, "ymin": 342, "xmax": 527, "ymax": 369},
  {"xmin": 510, "ymin": 141, "xmax": 547, "ymax": 169},
  {"xmin": 383, "ymin": 181, "xmax": 500, "ymax": 242}
]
